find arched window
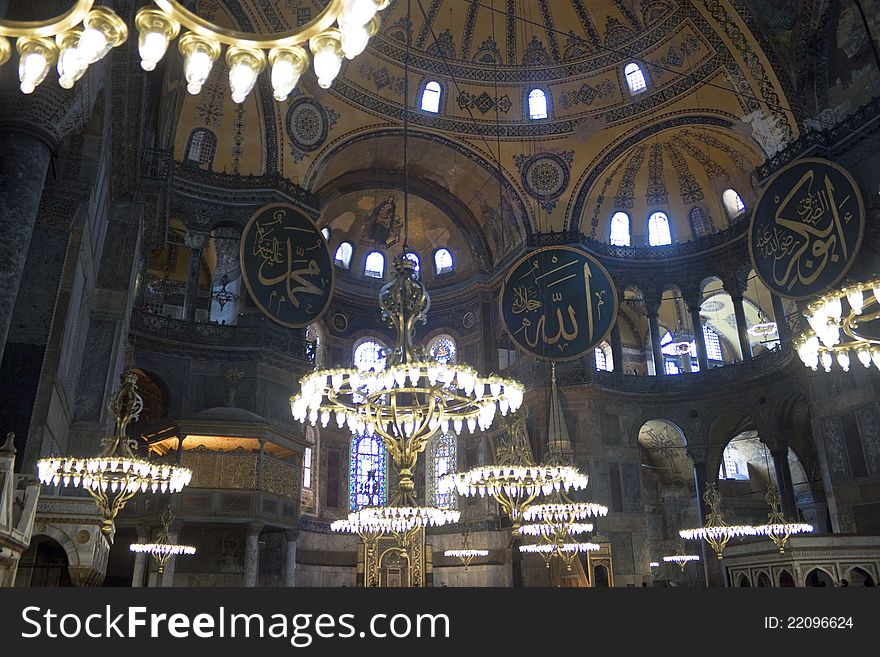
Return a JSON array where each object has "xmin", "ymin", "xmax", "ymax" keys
[
  {"xmin": 624, "ymin": 63, "xmax": 647, "ymax": 95},
  {"xmin": 186, "ymin": 128, "xmax": 217, "ymax": 166},
  {"xmin": 434, "ymin": 248, "xmax": 454, "ymax": 274},
  {"xmin": 404, "ymin": 251, "xmax": 420, "ymax": 276},
  {"xmin": 609, "ymin": 211, "xmax": 631, "ymax": 246},
  {"xmin": 421, "ymin": 80, "xmax": 442, "ymax": 113},
  {"xmin": 350, "ymin": 433, "xmax": 386, "ymax": 511},
  {"xmin": 527, "ymin": 88, "xmax": 548, "ymax": 119},
  {"xmin": 703, "ymin": 325, "xmax": 723, "ymax": 361},
  {"xmin": 306, "ymin": 323, "xmax": 323, "ymax": 367},
  {"xmin": 364, "ymin": 251, "xmax": 385, "ymax": 278},
  {"xmin": 595, "ymin": 342, "xmax": 613, "ymax": 371},
  {"xmin": 428, "ymin": 334, "xmax": 457, "ymax": 364},
  {"xmin": 428, "ymin": 432, "xmax": 457, "ymax": 509},
  {"xmin": 353, "ymin": 339, "xmax": 386, "ymax": 371},
  {"xmin": 688, "ymin": 206, "xmax": 714, "ymax": 238},
  {"xmin": 722, "ymin": 189, "xmax": 746, "ymax": 219},
  {"xmin": 718, "ymin": 442, "xmax": 749, "ymax": 481},
  {"xmin": 648, "ymin": 211, "xmax": 672, "ymax": 246},
  {"xmin": 334, "ymin": 242, "xmax": 353, "ymax": 269}
]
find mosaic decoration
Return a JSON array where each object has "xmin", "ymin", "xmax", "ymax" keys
[
  {"xmin": 356, "ymin": 61, "xmax": 405, "ymax": 96},
  {"xmin": 613, "ymin": 145, "xmax": 647, "ymax": 210},
  {"xmin": 665, "ymin": 140, "xmax": 704, "ymax": 204},
  {"xmin": 457, "ymin": 91, "xmax": 512, "ymax": 114},
  {"xmin": 195, "ymin": 59, "xmax": 226, "ymax": 127},
  {"xmin": 748, "ymin": 158, "xmax": 864, "ymax": 300},
  {"xmin": 646, "ymin": 142, "xmax": 669, "ymax": 206},
  {"xmin": 459, "ymin": 0, "xmax": 481, "ymax": 60},
  {"xmin": 240, "ymin": 204, "xmax": 334, "ymax": 328},
  {"xmin": 558, "ymin": 79, "xmax": 616, "ymax": 109},
  {"xmin": 500, "ymin": 246, "xmax": 618, "ymax": 361},
  {"xmin": 522, "ymin": 36, "xmax": 551, "ymax": 66},
  {"xmin": 231, "ymin": 103, "xmax": 245, "ymax": 175},
  {"xmin": 514, "ymin": 151, "xmax": 573, "ymax": 213},
  {"xmin": 285, "ymin": 97, "xmax": 339, "ymax": 161},
  {"xmin": 536, "ymin": 0, "xmax": 561, "ymax": 61}
]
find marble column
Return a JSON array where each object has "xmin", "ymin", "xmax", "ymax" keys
[
  {"xmin": 772, "ymin": 449, "xmax": 798, "ymax": 519},
  {"xmin": 285, "ymin": 532, "xmax": 298, "ymax": 587},
  {"xmin": 689, "ymin": 306, "xmax": 709, "ymax": 371},
  {"xmin": 610, "ymin": 320, "xmax": 624, "ymax": 373},
  {"xmin": 731, "ymin": 293, "xmax": 753, "ymax": 363},
  {"xmin": 0, "ymin": 128, "xmax": 53, "ymax": 364},
  {"xmin": 183, "ymin": 231, "xmax": 208, "ymax": 322},
  {"xmin": 131, "ymin": 528, "xmax": 149, "ymax": 587},
  {"xmin": 771, "ymin": 294, "xmax": 791, "ymax": 340},
  {"xmin": 244, "ymin": 525, "xmax": 262, "ymax": 587},
  {"xmin": 647, "ymin": 308, "xmax": 664, "ymax": 376}
]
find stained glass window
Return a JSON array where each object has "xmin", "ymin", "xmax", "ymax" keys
[
  {"xmin": 354, "ymin": 339, "xmax": 386, "ymax": 372},
  {"xmin": 334, "ymin": 242, "xmax": 353, "ymax": 268},
  {"xmin": 528, "ymin": 88, "xmax": 548, "ymax": 119},
  {"xmin": 595, "ymin": 342, "xmax": 613, "ymax": 371},
  {"xmin": 610, "ymin": 211, "xmax": 631, "ymax": 246},
  {"xmin": 364, "ymin": 251, "xmax": 385, "ymax": 278},
  {"xmin": 688, "ymin": 206, "xmax": 714, "ymax": 238},
  {"xmin": 428, "ymin": 335, "xmax": 457, "ymax": 364},
  {"xmin": 421, "ymin": 80, "xmax": 442, "ymax": 113},
  {"xmin": 350, "ymin": 433, "xmax": 386, "ymax": 511},
  {"xmin": 625, "ymin": 63, "xmax": 647, "ymax": 94},
  {"xmin": 648, "ymin": 212, "xmax": 672, "ymax": 246},
  {"xmin": 429, "ymin": 432, "xmax": 457, "ymax": 509},
  {"xmin": 434, "ymin": 248, "xmax": 454, "ymax": 274}
]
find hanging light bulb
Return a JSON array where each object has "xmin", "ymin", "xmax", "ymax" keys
[
  {"xmin": 16, "ymin": 37, "xmax": 57, "ymax": 94},
  {"xmin": 340, "ymin": 15, "xmax": 380, "ymax": 60},
  {"xmin": 179, "ymin": 33, "xmax": 221, "ymax": 95},
  {"xmin": 268, "ymin": 46, "xmax": 308, "ymax": 101},
  {"xmin": 135, "ymin": 8, "xmax": 180, "ymax": 72},
  {"xmin": 309, "ymin": 31, "xmax": 343, "ymax": 89},
  {"xmin": 226, "ymin": 46, "xmax": 266, "ymax": 104},
  {"xmin": 78, "ymin": 7, "xmax": 128, "ymax": 65},
  {"xmin": 55, "ymin": 31, "xmax": 87, "ymax": 90},
  {"xmin": 342, "ymin": 0, "xmax": 385, "ymax": 26}
]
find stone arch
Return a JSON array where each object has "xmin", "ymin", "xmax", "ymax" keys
[
  {"xmin": 736, "ymin": 573, "xmax": 752, "ymax": 587},
  {"xmin": 756, "ymin": 570, "xmax": 772, "ymax": 587},
  {"xmin": 804, "ymin": 567, "xmax": 836, "ymax": 587},
  {"xmin": 844, "ymin": 566, "xmax": 876, "ymax": 587},
  {"xmin": 778, "ymin": 569, "xmax": 795, "ymax": 587}
]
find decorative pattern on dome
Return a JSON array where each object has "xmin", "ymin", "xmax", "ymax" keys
[
  {"xmin": 515, "ymin": 151, "xmax": 574, "ymax": 213},
  {"xmin": 285, "ymin": 96, "xmax": 338, "ymax": 161},
  {"xmin": 614, "ymin": 145, "xmax": 647, "ymax": 210},
  {"xmin": 646, "ymin": 143, "xmax": 669, "ymax": 206},
  {"xmin": 458, "ymin": 91, "xmax": 512, "ymax": 115},
  {"xmin": 665, "ymin": 140, "xmax": 704, "ymax": 204}
]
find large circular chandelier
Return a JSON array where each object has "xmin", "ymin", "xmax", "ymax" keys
[
  {"xmin": 679, "ymin": 484, "xmax": 755, "ymax": 559},
  {"xmin": 292, "ymin": 256, "xmax": 523, "ymax": 497},
  {"xmin": 519, "ymin": 540, "xmax": 601, "ymax": 570},
  {"xmin": 752, "ymin": 486, "xmax": 813, "ymax": 554},
  {"xmin": 662, "ymin": 544, "xmax": 700, "ymax": 572},
  {"xmin": 0, "ymin": 1, "xmax": 387, "ymax": 99},
  {"xmin": 37, "ymin": 370, "xmax": 192, "ymax": 542},
  {"xmin": 794, "ymin": 277, "xmax": 880, "ymax": 373}
]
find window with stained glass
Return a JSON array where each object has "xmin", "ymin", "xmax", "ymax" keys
[
  {"xmin": 428, "ymin": 335, "xmax": 457, "ymax": 364},
  {"xmin": 429, "ymin": 432, "xmax": 457, "ymax": 509},
  {"xmin": 350, "ymin": 433, "xmax": 386, "ymax": 510},
  {"xmin": 354, "ymin": 339, "xmax": 386, "ymax": 371}
]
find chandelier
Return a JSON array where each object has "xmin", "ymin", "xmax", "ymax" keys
[
  {"xmin": 210, "ymin": 273, "xmax": 239, "ymax": 312},
  {"xmin": 36, "ymin": 370, "xmax": 192, "ymax": 542},
  {"xmin": 679, "ymin": 483, "xmax": 756, "ymax": 559},
  {"xmin": 129, "ymin": 508, "xmax": 196, "ymax": 575},
  {"xmin": 0, "ymin": 0, "xmax": 387, "ymax": 98},
  {"xmin": 0, "ymin": 2, "xmax": 127, "ymax": 93},
  {"xmin": 794, "ymin": 277, "xmax": 880, "ymax": 373},
  {"xmin": 748, "ymin": 321, "xmax": 778, "ymax": 338},
  {"xmin": 518, "ymin": 504, "xmax": 603, "ymax": 571},
  {"xmin": 662, "ymin": 543, "xmax": 700, "ymax": 572},
  {"xmin": 519, "ymin": 541, "xmax": 601, "ymax": 570},
  {"xmin": 292, "ymin": 256, "xmax": 523, "ymax": 498},
  {"xmin": 443, "ymin": 531, "xmax": 488, "ymax": 571},
  {"xmin": 752, "ymin": 485, "xmax": 813, "ymax": 554}
]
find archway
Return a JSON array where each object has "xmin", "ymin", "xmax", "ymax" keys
[
  {"xmin": 737, "ymin": 573, "xmax": 751, "ymax": 587},
  {"xmin": 778, "ymin": 569, "xmax": 795, "ymax": 587},
  {"xmin": 845, "ymin": 567, "xmax": 875, "ymax": 587},
  {"xmin": 15, "ymin": 536, "xmax": 72, "ymax": 587},
  {"xmin": 804, "ymin": 568, "xmax": 835, "ymax": 587},
  {"xmin": 757, "ymin": 571, "xmax": 772, "ymax": 587}
]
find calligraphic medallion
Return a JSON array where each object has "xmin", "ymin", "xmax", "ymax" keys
[
  {"xmin": 749, "ymin": 158, "xmax": 864, "ymax": 300},
  {"xmin": 240, "ymin": 204, "xmax": 334, "ymax": 328},
  {"xmin": 500, "ymin": 246, "xmax": 618, "ymax": 361}
]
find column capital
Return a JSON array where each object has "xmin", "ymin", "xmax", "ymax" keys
[
  {"xmin": 184, "ymin": 229, "xmax": 210, "ymax": 250},
  {"xmin": 284, "ymin": 529, "xmax": 299, "ymax": 543},
  {"xmin": 247, "ymin": 522, "xmax": 265, "ymax": 537}
]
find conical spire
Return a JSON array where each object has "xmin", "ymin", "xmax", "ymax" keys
[{"xmin": 547, "ymin": 364, "xmax": 571, "ymax": 454}]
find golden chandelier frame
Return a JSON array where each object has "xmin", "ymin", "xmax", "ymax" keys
[
  {"xmin": 795, "ymin": 277, "xmax": 880, "ymax": 373},
  {"xmin": 679, "ymin": 483, "xmax": 756, "ymax": 559},
  {"xmin": 37, "ymin": 370, "xmax": 191, "ymax": 542},
  {"xmin": 129, "ymin": 507, "xmax": 196, "ymax": 575},
  {"xmin": 752, "ymin": 485, "xmax": 813, "ymax": 554},
  {"xmin": 0, "ymin": 0, "xmax": 387, "ymax": 99}
]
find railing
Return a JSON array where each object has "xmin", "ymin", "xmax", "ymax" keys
[
  {"xmin": 130, "ymin": 309, "xmax": 314, "ymax": 362},
  {"xmin": 182, "ymin": 450, "xmax": 298, "ymax": 498},
  {"xmin": 505, "ymin": 345, "xmax": 793, "ymax": 393}
]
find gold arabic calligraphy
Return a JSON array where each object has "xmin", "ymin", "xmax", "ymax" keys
[
  {"xmin": 755, "ymin": 168, "xmax": 855, "ymax": 293},
  {"xmin": 252, "ymin": 210, "xmax": 326, "ymax": 315}
]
